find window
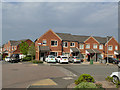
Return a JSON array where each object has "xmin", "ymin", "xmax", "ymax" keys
[
  {"xmin": 70, "ymin": 42, "xmax": 75, "ymax": 47},
  {"xmin": 43, "ymin": 40, "xmax": 47, "ymax": 45},
  {"xmin": 63, "ymin": 42, "xmax": 68, "ymax": 47},
  {"xmin": 108, "ymin": 46, "xmax": 113, "ymax": 51},
  {"xmin": 115, "ymin": 45, "xmax": 118, "ymax": 50},
  {"xmin": 51, "ymin": 40, "xmax": 57, "ymax": 46},
  {"xmin": 80, "ymin": 44, "xmax": 84, "ymax": 49},
  {"xmin": 50, "ymin": 52, "xmax": 58, "ymax": 56},
  {"xmin": 99, "ymin": 44, "xmax": 103, "ymax": 50},
  {"xmin": 12, "ymin": 46, "xmax": 14, "ymax": 50},
  {"xmin": 9, "ymin": 47, "xmax": 11, "ymax": 51},
  {"xmin": 15, "ymin": 46, "xmax": 16, "ymax": 50},
  {"xmin": 86, "ymin": 44, "xmax": 90, "ymax": 49},
  {"xmin": 93, "ymin": 44, "xmax": 97, "ymax": 49}
]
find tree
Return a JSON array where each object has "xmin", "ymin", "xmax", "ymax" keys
[
  {"xmin": 28, "ymin": 43, "xmax": 36, "ymax": 60},
  {"xmin": 19, "ymin": 41, "xmax": 29, "ymax": 56}
]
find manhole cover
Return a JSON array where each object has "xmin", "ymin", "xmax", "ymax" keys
[{"xmin": 62, "ymin": 77, "xmax": 73, "ymax": 80}]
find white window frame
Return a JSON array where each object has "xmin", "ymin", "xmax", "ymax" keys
[
  {"xmin": 93, "ymin": 44, "xmax": 97, "ymax": 49},
  {"xmin": 63, "ymin": 42, "xmax": 68, "ymax": 47},
  {"xmin": 99, "ymin": 44, "xmax": 103, "ymax": 50},
  {"xmin": 115, "ymin": 45, "xmax": 118, "ymax": 50},
  {"xmin": 51, "ymin": 40, "xmax": 58, "ymax": 46},
  {"xmin": 86, "ymin": 44, "xmax": 90, "ymax": 49},
  {"xmin": 12, "ymin": 46, "xmax": 14, "ymax": 50},
  {"xmin": 108, "ymin": 45, "xmax": 113, "ymax": 51},
  {"xmin": 70, "ymin": 42, "xmax": 75, "ymax": 47},
  {"xmin": 79, "ymin": 44, "xmax": 84, "ymax": 49},
  {"xmin": 43, "ymin": 40, "xmax": 47, "ymax": 45}
]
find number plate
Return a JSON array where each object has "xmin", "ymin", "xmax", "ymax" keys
[{"xmin": 51, "ymin": 59, "xmax": 53, "ymax": 60}]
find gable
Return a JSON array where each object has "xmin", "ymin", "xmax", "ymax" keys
[
  {"xmin": 84, "ymin": 36, "xmax": 99, "ymax": 44},
  {"xmin": 106, "ymin": 37, "xmax": 118, "ymax": 46},
  {"xmin": 37, "ymin": 30, "xmax": 62, "ymax": 42}
]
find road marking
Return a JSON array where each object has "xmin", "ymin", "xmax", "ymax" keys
[{"xmin": 31, "ymin": 79, "xmax": 57, "ymax": 86}]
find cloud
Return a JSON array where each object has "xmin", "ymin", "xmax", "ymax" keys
[{"xmin": 2, "ymin": 2, "xmax": 118, "ymax": 44}]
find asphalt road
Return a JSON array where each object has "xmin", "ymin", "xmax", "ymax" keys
[
  {"xmin": 58, "ymin": 64, "xmax": 118, "ymax": 81},
  {"xmin": 2, "ymin": 62, "xmax": 66, "ymax": 88},
  {"xmin": 2, "ymin": 61, "xmax": 119, "ymax": 88}
]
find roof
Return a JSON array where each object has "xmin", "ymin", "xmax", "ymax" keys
[
  {"xmin": 73, "ymin": 35, "xmax": 89, "ymax": 43},
  {"xmin": 9, "ymin": 39, "xmax": 29, "ymax": 46},
  {"xmin": 115, "ymin": 50, "xmax": 120, "ymax": 54},
  {"xmin": 86, "ymin": 49, "xmax": 94, "ymax": 53},
  {"xmin": 70, "ymin": 47, "xmax": 80, "ymax": 52},
  {"xmin": 56, "ymin": 32, "xmax": 112, "ymax": 44},
  {"xmin": 93, "ymin": 49, "xmax": 101, "ymax": 53},
  {"xmin": 93, "ymin": 36, "xmax": 112, "ymax": 44},
  {"xmin": 56, "ymin": 33, "xmax": 77, "ymax": 41},
  {"xmin": 39, "ymin": 46, "xmax": 50, "ymax": 52}
]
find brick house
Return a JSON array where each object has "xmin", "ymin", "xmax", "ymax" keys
[
  {"xmin": 2, "ymin": 39, "xmax": 33, "ymax": 58},
  {"xmin": 35, "ymin": 30, "xmax": 119, "ymax": 61}
]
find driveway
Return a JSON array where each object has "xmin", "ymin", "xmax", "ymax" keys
[{"xmin": 2, "ymin": 62, "xmax": 66, "ymax": 88}]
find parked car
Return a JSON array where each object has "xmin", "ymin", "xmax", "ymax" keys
[
  {"xmin": 104, "ymin": 57, "xmax": 120, "ymax": 64},
  {"xmin": 56, "ymin": 56, "xmax": 68, "ymax": 63},
  {"xmin": 45, "ymin": 55, "xmax": 56, "ymax": 63},
  {"xmin": 110, "ymin": 72, "xmax": 120, "ymax": 84},
  {"xmin": 118, "ymin": 62, "xmax": 120, "ymax": 68},
  {"xmin": 10, "ymin": 54, "xmax": 20, "ymax": 63},
  {"xmin": 5, "ymin": 57, "xmax": 11, "ymax": 62},
  {"xmin": 69, "ymin": 56, "xmax": 81, "ymax": 63}
]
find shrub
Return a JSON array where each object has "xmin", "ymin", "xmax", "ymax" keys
[
  {"xmin": 105, "ymin": 76, "xmax": 113, "ymax": 82},
  {"xmin": 75, "ymin": 82, "xmax": 97, "ymax": 88},
  {"xmin": 75, "ymin": 74, "xmax": 95, "ymax": 85},
  {"xmin": 32, "ymin": 60, "xmax": 43, "ymax": 64},
  {"xmin": 22, "ymin": 56, "xmax": 31, "ymax": 61}
]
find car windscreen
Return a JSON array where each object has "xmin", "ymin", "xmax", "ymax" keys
[
  {"xmin": 6, "ymin": 57, "xmax": 10, "ymax": 58},
  {"xmin": 49, "ymin": 56, "xmax": 55, "ymax": 58}
]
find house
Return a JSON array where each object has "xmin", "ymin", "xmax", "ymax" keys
[
  {"xmin": 2, "ymin": 39, "xmax": 33, "ymax": 58},
  {"xmin": 35, "ymin": 29, "xmax": 119, "ymax": 61}
]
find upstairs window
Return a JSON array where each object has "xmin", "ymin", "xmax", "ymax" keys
[
  {"xmin": 63, "ymin": 42, "xmax": 68, "ymax": 47},
  {"xmin": 93, "ymin": 44, "xmax": 97, "ymax": 49},
  {"xmin": 99, "ymin": 44, "xmax": 103, "ymax": 50},
  {"xmin": 43, "ymin": 40, "xmax": 47, "ymax": 45},
  {"xmin": 70, "ymin": 42, "xmax": 75, "ymax": 47},
  {"xmin": 115, "ymin": 45, "xmax": 118, "ymax": 50},
  {"xmin": 80, "ymin": 44, "xmax": 84, "ymax": 49},
  {"xmin": 108, "ymin": 46, "xmax": 113, "ymax": 51},
  {"xmin": 86, "ymin": 44, "xmax": 90, "ymax": 49},
  {"xmin": 51, "ymin": 40, "xmax": 57, "ymax": 46},
  {"xmin": 12, "ymin": 46, "xmax": 14, "ymax": 50}
]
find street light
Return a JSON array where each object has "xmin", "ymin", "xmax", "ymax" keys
[{"xmin": 106, "ymin": 36, "xmax": 109, "ymax": 65}]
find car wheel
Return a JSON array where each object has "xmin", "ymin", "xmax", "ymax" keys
[
  {"xmin": 113, "ymin": 76, "xmax": 119, "ymax": 84},
  {"xmin": 72, "ymin": 60, "xmax": 74, "ymax": 63}
]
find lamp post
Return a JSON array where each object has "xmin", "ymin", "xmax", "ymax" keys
[{"xmin": 106, "ymin": 36, "xmax": 109, "ymax": 65}]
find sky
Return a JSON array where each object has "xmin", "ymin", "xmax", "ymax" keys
[{"xmin": 2, "ymin": 2, "xmax": 118, "ymax": 44}]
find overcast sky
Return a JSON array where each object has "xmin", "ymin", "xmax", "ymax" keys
[{"xmin": 2, "ymin": 2, "xmax": 118, "ymax": 44}]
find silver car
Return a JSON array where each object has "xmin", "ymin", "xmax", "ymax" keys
[{"xmin": 69, "ymin": 56, "xmax": 81, "ymax": 63}]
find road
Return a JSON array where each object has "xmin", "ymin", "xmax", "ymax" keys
[
  {"xmin": 57, "ymin": 64, "xmax": 118, "ymax": 81},
  {"xmin": 2, "ymin": 61, "xmax": 118, "ymax": 88}
]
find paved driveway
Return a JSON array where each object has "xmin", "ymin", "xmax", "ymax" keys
[
  {"xmin": 2, "ymin": 62, "xmax": 66, "ymax": 88},
  {"xmin": 57, "ymin": 64, "xmax": 118, "ymax": 81}
]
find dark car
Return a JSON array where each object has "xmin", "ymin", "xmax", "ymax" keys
[
  {"xmin": 104, "ymin": 57, "xmax": 120, "ymax": 64},
  {"xmin": 10, "ymin": 54, "xmax": 20, "ymax": 63}
]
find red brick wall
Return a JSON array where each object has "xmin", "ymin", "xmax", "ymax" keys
[
  {"xmin": 104, "ymin": 37, "xmax": 118, "ymax": 58},
  {"xmin": 35, "ymin": 30, "xmax": 62, "ymax": 60}
]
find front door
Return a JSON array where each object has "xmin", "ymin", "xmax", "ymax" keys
[{"xmin": 40, "ymin": 53, "xmax": 45, "ymax": 61}]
